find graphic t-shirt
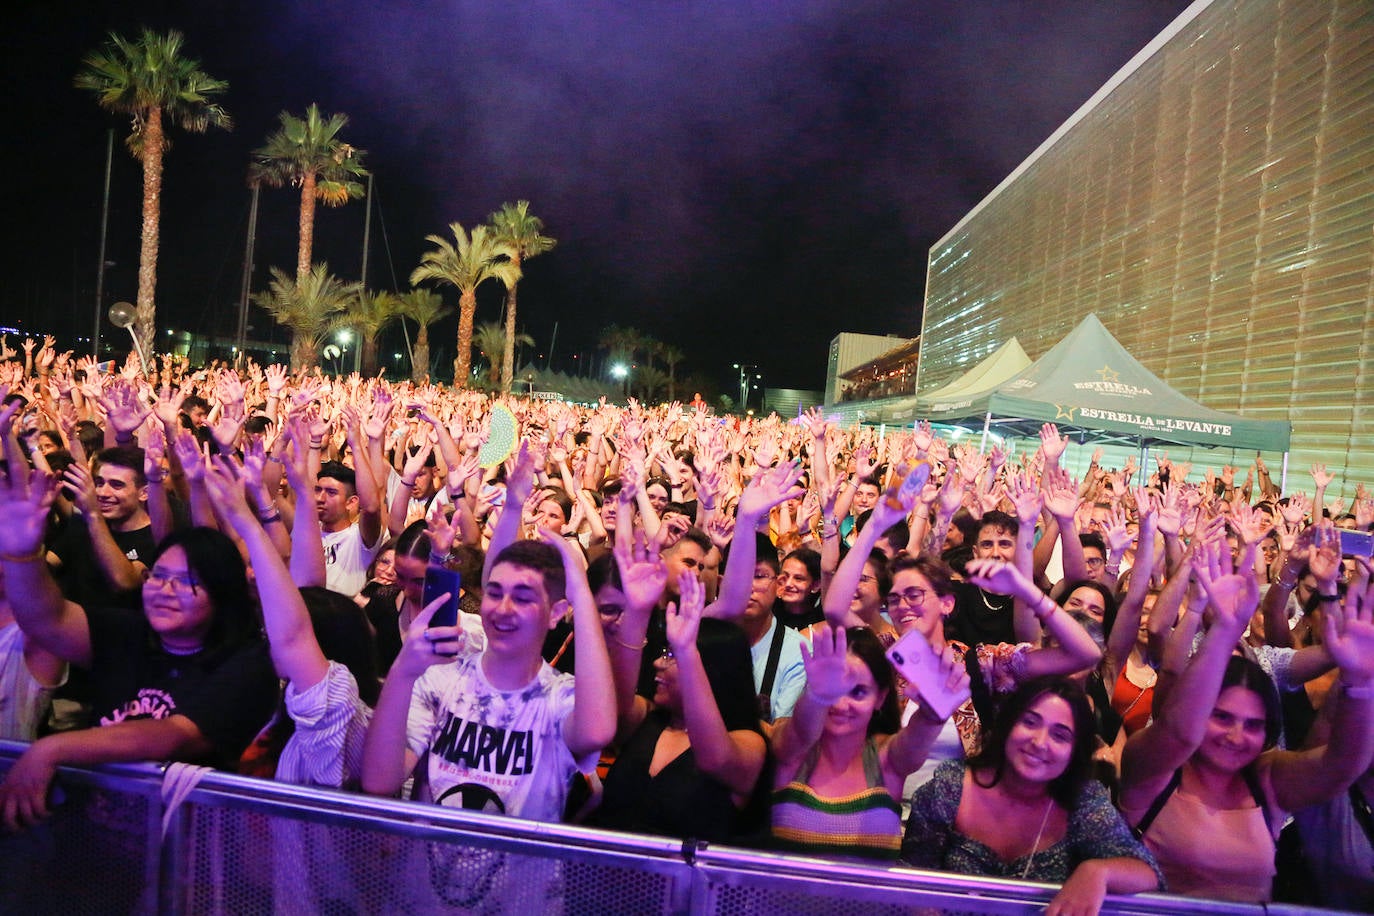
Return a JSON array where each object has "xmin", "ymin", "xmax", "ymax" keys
[
  {"xmin": 49, "ymin": 520, "xmax": 156, "ymax": 610},
  {"xmin": 406, "ymin": 651, "xmax": 594, "ymax": 821},
  {"xmin": 85, "ymin": 607, "xmax": 280, "ymax": 769},
  {"xmin": 321, "ymin": 522, "xmax": 384, "ymax": 597}
]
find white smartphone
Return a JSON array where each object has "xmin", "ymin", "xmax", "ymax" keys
[{"xmin": 886, "ymin": 628, "xmax": 970, "ymax": 721}]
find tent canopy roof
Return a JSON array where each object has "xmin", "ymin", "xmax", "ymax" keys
[{"xmin": 921, "ymin": 314, "xmax": 1290, "ymax": 451}]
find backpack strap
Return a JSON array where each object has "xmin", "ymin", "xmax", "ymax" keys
[
  {"xmin": 1133, "ymin": 768, "xmax": 1183, "ymax": 840},
  {"xmin": 756, "ymin": 619, "xmax": 788, "ymax": 721}
]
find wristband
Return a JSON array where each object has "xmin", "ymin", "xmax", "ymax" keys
[
  {"xmin": 258, "ymin": 511, "xmax": 282, "ymax": 525},
  {"xmin": 1318, "ymin": 593, "xmax": 1340, "ymax": 602},
  {"xmin": 0, "ymin": 546, "xmax": 45, "ymax": 563},
  {"xmin": 400, "ymin": 478, "xmax": 417, "ymax": 488},
  {"xmin": 265, "ymin": 455, "xmax": 285, "ymax": 466}
]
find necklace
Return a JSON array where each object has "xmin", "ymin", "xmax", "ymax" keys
[
  {"xmin": 978, "ymin": 587, "xmax": 1007, "ymax": 611},
  {"xmin": 1020, "ymin": 796, "xmax": 1055, "ymax": 880}
]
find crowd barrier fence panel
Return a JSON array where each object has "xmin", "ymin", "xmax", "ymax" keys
[{"xmin": 0, "ymin": 741, "xmax": 1342, "ymax": 915}]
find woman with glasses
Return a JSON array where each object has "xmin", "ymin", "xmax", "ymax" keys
[{"xmin": 0, "ymin": 446, "xmax": 278, "ymax": 830}]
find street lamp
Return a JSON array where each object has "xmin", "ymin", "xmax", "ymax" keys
[
  {"xmin": 732, "ymin": 363, "xmax": 759, "ymax": 413},
  {"xmin": 610, "ymin": 363, "xmax": 629, "ymax": 400}
]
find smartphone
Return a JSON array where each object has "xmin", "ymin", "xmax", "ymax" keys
[
  {"xmin": 886, "ymin": 628, "xmax": 970, "ymax": 720},
  {"xmin": 423, "ymin": 564, "xmax": 462, "ymax": 629},
  {"xmin": 1339, "ymin": 529, "xmax": 1374, "ymax": 558}
]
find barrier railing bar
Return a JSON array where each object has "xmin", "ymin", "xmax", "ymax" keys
[{"xmin": 0, "ymin": 742, "xmax": 1293, "ymax": 916}]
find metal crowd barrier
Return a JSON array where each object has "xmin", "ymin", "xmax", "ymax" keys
[{"xmin": 0, "ymin": 740, "xmax": 1337, "ymax": 915}]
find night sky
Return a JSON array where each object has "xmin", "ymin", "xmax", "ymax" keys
[{"xmin": 3, "ymin": 0, "xmax": 1193, "ymax": 393}]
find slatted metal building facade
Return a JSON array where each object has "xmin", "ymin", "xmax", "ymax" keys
[{"xmin": 917, "ymin": 0, "xmax": 1374, "ymax": 494}]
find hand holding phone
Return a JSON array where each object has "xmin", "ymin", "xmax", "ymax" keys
[
  {"xmin": 423, "ymin": 564, "xmax": 462, "ymax": 629},
  {"xmin": 886, "ymin": 628, "xmax": 970, "ymax": 721},
  {"xmin": 1339, "ymin": 529, "xmax": 1374, "ymax": 558}
]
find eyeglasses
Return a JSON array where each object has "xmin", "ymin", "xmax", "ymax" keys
[
  {"xmin": 885, "ymin": 588, "xmax": 928, "ymax": 609},
  {"xmin": 1084, "ymin": 557, "xmax": 1106, "ymax": 568},
  {"xmin": 752, "ymin": 571, "xmax": 777, "ymax": 582},
  {"xmin": 146, "ymin": 568, "xmax": 200, "ymax": 595}
]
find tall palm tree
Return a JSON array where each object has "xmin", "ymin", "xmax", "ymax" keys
[
  {"xmin": 410, "ymin": 223, "xmax": 519, "ymax": 387},
  {"xmin": 250, "ymin": 104, "xmax": 368, "ymax": 282},
  {"xmin": 252, "ymin": 264, "xmax": 361, "ymax": 371},
  {"xmin": 75, "ymin": 28, "xmax": 231, "ymax": 360},
  {"xmin": 598, "ymin": 324, "xmax": 645, "ymax": 371},
  {"xmin": 487, "ymin": 201, "xmax": 556, "ymax": 394},
  {"xmin": 635, "ymin": 366, "xmax": 670, "ymax": 403},
  {"xmin": 473, "ymin": 321, "xmax": 534, "ymax": 389},
  {"xmin": 395, "ymin": 288, "xmax": 451, "ymax": 383},
  {"xmin": 655, "ymin": 342, "xmax": 685, "ymax": 402},
  {"xmin": 332, "ymin": 289, "xmax": 399, "ymax": 376}
]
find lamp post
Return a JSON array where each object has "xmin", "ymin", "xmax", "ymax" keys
[{"xmin": 611, "ymin": 363, "xmax": 629, "ymax": 400}]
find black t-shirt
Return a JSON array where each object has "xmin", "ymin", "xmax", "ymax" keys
[
  {"xmin": 945, "ymin": 581, "xmax": 1018, "ymax": 647},
  {"xmin": 773, "ymin": 598, "xmax": 824, "ymax": 631},
  {"xmin": 85, "ymin": 607, "xmax": 280, "ymax": 770},
  {"xmin": 49, "ymin": 520, "xmax": 156, "ymax": 611}
]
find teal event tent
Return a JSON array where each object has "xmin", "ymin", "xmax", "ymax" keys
[{"xmin": 919, "ymin": 314, "xmax": 1291, "ymax": 453}]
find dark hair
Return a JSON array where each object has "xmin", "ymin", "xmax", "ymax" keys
[
  {"xmin": 148, "ymin": 527, "xmax": 256, "ymax": 648},
  {"xmin": 1079, "ymin": 532, "xmax": 1107, "ymax": 556},
  {"xmin": 889, "ymin": 554, "xmax": 957, "ymax": 599},
  {"xmin": 36, "ymin": 430, "xmax": 63, "ymax": 451},
  {"xmin": 977, "ymin": 510, "xmax": 1019, "ymax": 538},
  {"xmin": 244, "ymin": 415, "xmax": 272, "ymax": 436},
  {"xmin": 394, "ymin": 519, "xmax": 431, "ymax": 560},
  {"xmin": 586, "ymin": 551, "xmax": 622, "ymax": 595},
  {"xmin": 600, "ymin": 478, "xmax": 624, "ymax": 500},
  {"xmin": 645, "ymin": 476, "xmax": 672, "ymax": 498},
  {"xmin": 317, "ymin": 461, "xmax": 356, "ymax": 494},
  {"xmin": 847, "ymin": 628, "xmax": 901, "ymax": 735},
  {"xmin": 865, "ymin": 554, "xmax": 892, "ymax": 599},
  {"xmin": 1057, "ymin": 579, "xmax": 1118, "ymax": 640},
  {"xmin": 298, "ymin": 587, "xmax": 381, "ymax": 706},
  {"xmin": 366, "ymin": 539, "xmax": 397, "ymax": 581},
  {"xmin": 949, "ymin": 508, "xmax": 981, "ymax": 546},
  {"xmin": 74, "ymin": 420, "xmax": 104, "ymax": 458},
  {"xmin": 538, "ymin": 488, "xmax": 573, "ymax": 521},
  {"xmin": 670, "ymin": 527, "xmax": 712, "ymax": 557},
  {"xmin": 491, "ymin": 540, "xmax": 566, "ymax": 603},
  {"xmin": 93, "ymin": 446, "xmax": 147, "ymax": 488},
  {"xmin": 1218, "ymin": 655, "xmax": 1282, "ymax": 751},
  {"xmin": 878, "ymin": 521, "xmax": 910, "ymax": 553},
  {"xmin": 693, "ymin": 618, "xmax": 763, "ymax": 734},
  {"xmin": 662, "ymin": 501, "xmax": 692, "ymax": 519},
  {"xmin": 782, "ymin": 547, "xmax": 821, "ymax": 583},
  {"xmin": 970, "ymin": 676, "xmax": 1097, "ymax": 808},
  {"xmin": 180, "ymin": 394, "xmax": 211, "ymax": 415}
]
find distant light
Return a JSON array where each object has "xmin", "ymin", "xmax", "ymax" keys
[
  {"xmin": 610, "ymin": 364, "xmax": 628, "ymax": 379},
  {"xmin": 394, "ymin": 352, "xmax": 402, "ymax": 360},
  {"xmin": 746, "ymin": 409, "xmax": 755, "ymax": 416},
  {"xmin": 166, "ymin": 329, "xmax": 173, "ymax": 336},
  {"xmin": 336, "ymin": 329, "xmax": 353, "ymax": 343}
]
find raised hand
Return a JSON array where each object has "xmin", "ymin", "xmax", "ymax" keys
[
  {"xmin": 1038, "ymin": 422, "xmax": 1069, "ymax": 463},
  {"xmin": 1311, "ymin": 463, "xmax": 1334, "ymax": 489},
  {"xmin": 704, "ymin": 512, "xmax": 735, "ymax": 551},
  {"xmin": 1102, "ymin": 504, "xmax": 1134, "ymax": 554},
  {"xmin": 964, "ymin": 558, "xmax": 1037, "ymax": 604},
  {"xmin": 1325, "ymin": 560, "xmax": 1374, "ymax": 687},
  {"xmin": 737, "ymin": 459, "xmax": 806, "ymax": 519},
  {"xmin": 799, "ymin": 624, "xmax": 855, "ymax": 706},
  {"xmin": 99, "ymin": 379, "xmax": 151, "ymax": 438},
  {"xmin": 1192, "ymin": 536, "xmax": 1259, "ymax": 632},
  {"xmin": 614, "ymin": 527, "xmax": 668, "ymax": 613},
  {"xmin": 664, "ymin": 568, "xmax": 707, "ymax": 653},
  {"xmin": 1307, "ymin": 522, "xmax": 1342, "ymax": 588}
]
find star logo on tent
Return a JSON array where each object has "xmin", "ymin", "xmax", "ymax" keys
[
  {"xmin": 1095, "ymin": 365, "xmax": 1119, "ymax": 383},
  {"xmin": 1055, "ymin": 405, "xmax": 1076, "ymax": 421}
]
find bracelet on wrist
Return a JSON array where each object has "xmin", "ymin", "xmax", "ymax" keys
[
  {"xmin": 1318, "ymin": 592, "xmax": 1340, "ymax": 602},
  {"xmin": 0, "ymin": 546, "xmax": 45, "ymax": 563},
  {"xmin": 613, "ymin": 634, "xmax": 648, "ymax": 651},
  {"xmin": 258, "ymin": 511, "xmax": 282, "ymax": 525},
  {"xmin": 400, "ymin": 478, "xmax": 417, "ymax": 488}
]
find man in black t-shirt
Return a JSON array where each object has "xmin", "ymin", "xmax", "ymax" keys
[
  {"xmin": 946, "ymin": 511, "xmax": 1020, "ymax": 647},
  {"xmin": 47, "ymin": 447, "xmax": 155, "ymax": 610}
]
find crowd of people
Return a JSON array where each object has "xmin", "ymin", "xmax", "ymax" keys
[{"xmin": 0, "ymin": 337, "xmax": 1371, "ymax": 913}]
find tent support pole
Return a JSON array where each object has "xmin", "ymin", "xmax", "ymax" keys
[
  {"xmin": 980, "ymin": 412, "xmax": 991, "ymax": 452},
  {"xmin": 1138, "ymin": 439, "xmax": 1148, "ymax": 489},
  {"xmin": 1280, "ymin": 452, "xmax": 1289, "ymax": 496}
]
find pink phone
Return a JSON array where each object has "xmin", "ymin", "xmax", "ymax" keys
[{"xmin": 886, "ymin": 628, "xmax": 970, "ymax": 720}]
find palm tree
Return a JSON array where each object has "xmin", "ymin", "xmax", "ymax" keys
[
  {"xmin": 655, "ymin": 342, "xmax": 685, "ymax": 402},
  {"xmin": 487, "ymin": 201, "xmax": 556, "ymax": 394},
  {"xmin": 332, "ymin": 289, "xmax": 399, "ymax": 376},
  {"xmin": 635, "ymin": 366, "xmax": 670, "ymax": 403},
  {"xmin": 395, "ymin": 288, "xmax": 451, "ymax": 383},
  {"xmin": 598, "ymin": 324, "xmax": 646, "ymax": 372},
  {"xmin": 473, "ymin": 321, "xmax": 534, "ymax": 389},
  {"xmin": 410, "ymin": 223, "xmax": 519, "ymax": 387},
  {"xmin": 75, "ymin": 28, "xmax": 231, "ymax": 360},
  {"xmin": 250, "ymin": 104, "xmax": 368, "ymax": 282},
  {"xmin": 252, "ymin": 264, "xmax": 361, "ymax": 371}
]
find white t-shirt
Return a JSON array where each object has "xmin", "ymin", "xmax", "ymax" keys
[
  {"xmin": 749, "ymin": 617, "xmax": 808, "ymax": 722},
  {"xmin": 406, "ymin": 651, "xmax": 596, "ymax": 821},
  {"xmin": 322, "ymin": 521, "xmax": 385, "ymax": 597}
]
